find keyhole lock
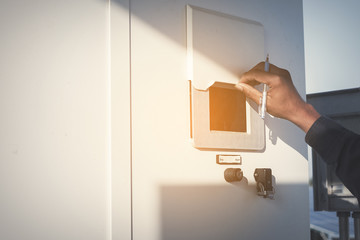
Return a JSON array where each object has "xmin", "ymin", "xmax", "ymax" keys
[
  {"xmin": 224, "ymin": 168, "xmax": 243, "ymax": 182},
  {"xmin": 254, "ymin": 168, "xmax": 275, "ymax": 199}
]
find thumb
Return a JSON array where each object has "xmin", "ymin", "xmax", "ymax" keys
[{"xmin": 235, "ymin": 83, "xmax": 262, "ymax": 105}]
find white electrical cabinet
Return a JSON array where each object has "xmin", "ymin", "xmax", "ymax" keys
[
  {"xmin": 128, "ymin": 0, "xmax": 310, "ymax": 240},
  {"xmin": 0, "ymin": 0, "xmax": 310, "ymax": 239}
]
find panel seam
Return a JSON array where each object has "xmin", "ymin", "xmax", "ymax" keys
[{"xmin": 129, "ymin": 0, "xmax": 134, "ymax": 239}]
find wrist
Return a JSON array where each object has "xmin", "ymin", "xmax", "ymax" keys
[{"xmin": 290, "ymin": 103, "xmax": 320, "ymax": 133}]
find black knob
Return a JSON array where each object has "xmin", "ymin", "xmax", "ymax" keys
[{"xmin": 224, "ymin": 168, "xmax": 243, "ymax": 182}]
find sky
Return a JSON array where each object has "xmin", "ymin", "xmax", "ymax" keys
[{"xmin": 303, "ymin": 0, "xmax": 360, "ymax": 94}]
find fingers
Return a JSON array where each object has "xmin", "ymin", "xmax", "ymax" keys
[
  {"xmin": 240, "ymin": 62, "xmax": 289, "ymax": 86},
  {"xmin": 235, "ymin": 83, "xmax": 262, "ymax": 105},
  {"xmin": 239, "ymin": 69, "xmax": 272, "ymax": 85}
]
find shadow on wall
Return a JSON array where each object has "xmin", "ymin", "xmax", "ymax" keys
[
  {"xmin": 160, "ymin": 183, "xmax": 309, "ymax": 240},
  {"xmin": 267, "ymin": 115, "xmax": 308, "ymax": 159}
]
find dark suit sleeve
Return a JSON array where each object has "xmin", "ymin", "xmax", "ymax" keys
[{"xmin": 305, "ymin": 116, "xmax": 360, "ymax": 204}]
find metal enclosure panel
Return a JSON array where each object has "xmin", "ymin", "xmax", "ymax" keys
[
  {"xmin": 191, "ymin": 83, "xmax": 265, "ymax": 150},
  {"xmin": 187, "ymin": 6, "xmax": 265, "ymax": 150},
  {"xmin": 187, "ymin": 5, "xmax": 264, "ymax": 90},
  {"xmin": 0, "ymin": 0, "xmax": 112, "ymax": 239},
  {"xmin": 307, "ymin": 88, "xmax": 360, "ymax": 212},
  {"xmin": 130, "ymin": 0, "xmax": 309, "ymax": 239}
]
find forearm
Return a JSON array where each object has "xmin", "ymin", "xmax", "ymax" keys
[{"xmin": 306, "ymin": 116, "xmax": 360, "ymax": 201}]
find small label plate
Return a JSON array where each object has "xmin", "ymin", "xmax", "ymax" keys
[{"xmin": 216, "ymin": 155, "xmax": 242, "ymax": 165}]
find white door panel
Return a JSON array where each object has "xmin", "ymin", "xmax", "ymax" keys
[{"xmin": 130, "ymin": 0, "xmax": 309, "ymax": 239}]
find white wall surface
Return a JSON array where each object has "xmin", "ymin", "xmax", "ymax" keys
[
  {"xmin": 0, "ymin": 1, "xmax": 115, "ymax": 239},
  {"xmin": 304, "ymin": 0, "xmax": 360, "ymax": 94}
]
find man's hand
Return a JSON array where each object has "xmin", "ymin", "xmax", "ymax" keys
[{"xmin": 236, "ymin": 62, "xmax": 320, "ymax": 133}]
